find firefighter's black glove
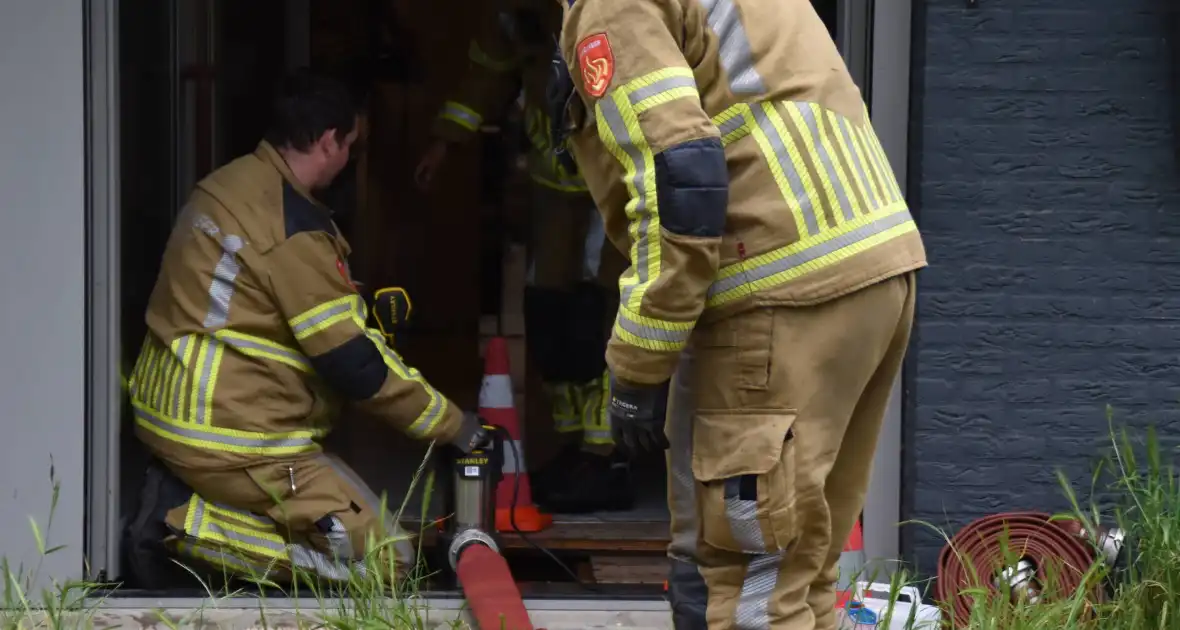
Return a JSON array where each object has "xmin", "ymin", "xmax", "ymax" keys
[
  {"xmin": 608, "ymin": 374, "xmax": 670, "ymax": 457},
  {"xmin": 452, "ymin": 411, "xmax": 491, "ymax": 454}
]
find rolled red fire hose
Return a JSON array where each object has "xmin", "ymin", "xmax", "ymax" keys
[
  {"xmin": 935, "ymin": 511, "xmax": 1098, "ymax": 628},
  {"xmin": 455, "ymin": 543, "xmax": 536, "ymax": 630}
]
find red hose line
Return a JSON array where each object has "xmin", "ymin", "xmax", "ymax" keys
[
  {"xmin": 936, "ymin": 511, "xmax": 1099, "ymax": 628},
  {"xmin": 455, "ymin": 543, "xmax": 535, "ymax": 630}
]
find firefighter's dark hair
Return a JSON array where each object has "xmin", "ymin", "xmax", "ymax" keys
[{"xmin": 264, "ymin": 69, "xmax": 359, "ymax": 152}]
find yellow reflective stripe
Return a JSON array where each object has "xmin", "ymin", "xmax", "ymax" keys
[
  {"xmin": 214, "ymin": 330, "xmax": 312, "ymax": 373},
  {"xmin": 781, "ymin": 103, "xmax": 844, "ymax": 228},
  {"xmin": 184, "ymin": 497, "xmax": 286, "ymax": 561},
  {"xmin": 613, "ymin": 305, "xmax": 693, "ymax": 353},
  {"xmin": 756, "ymin": 102, "xmax": 826, "ymax": 235},
  {"xmin": 846, "ymin": 119, "xmax": 888, "ymax": 206},
  {"xmin": 205, "ymin": 501, "xmax": 275, "ymax": 530},
  {"xmin": 743, "ymin": 103, "xmax": 812, "ymax": 240},
  {"xmin": 595, "ymin": 86, "xmax": 659, "ymax": 312},
  {"xmin": 822, "ymin": 111, "xmax": 872, "ymax": 214},
  {"xmin": 289, "ymin": 295, "xmax": 360, "ymax": 341},
  {"xmin": 184, "ymin": 336, "xmax": 225, "ymax": 426},
  {"xmin": 439, "ymin": 101, "xmax": 482, "ymax": 132},
  {"xmin": 713, "ymin": 104, "xmax": 750, "ymax": 147},
  {"xmin": 172, "ymin": 335, "xmax": 196, "ymax": 420},
  {"xmin": 468, "ymin": 40, "xmax": 515, "ymax": 72},
  {"xmin": 706, "ymin": 203, "xmax": 917, "ymax": 309},
  {"xmin": 623, "ymin": 67, "xmax": 699, "ymax": 114},
  {"xmin": 362, "ymin": 329, "xmax": 450, "ymax": 439},
  {"xmin": 796, "ymin": 102, "xmax": 858, "ymax": 225},
  {"xmin": 133, "ymin": 402, "xmax": 324, "ymax": 456},
  {"xmin": 861, "ymin": 119, "xmax": 903, "ymax": 203}
]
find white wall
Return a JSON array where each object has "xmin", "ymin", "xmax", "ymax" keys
[{"xmin": 0, "ymin": 0, "xmax": 87, "ymax": 585}]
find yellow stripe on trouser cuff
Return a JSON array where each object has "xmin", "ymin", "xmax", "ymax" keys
[
  {"xmin": 177, "ymin": 495, "xmax": 363, "ymax": 582},
  {"xmin": 439, "ymin": 101, "xmax": 482, "ymax": 132},
  {"xmin": 550, "ymin": 383, "xmax": 581, "ymax": 434},
  {"xmin": 581, "ymin": 371, "xmax": 613, "ymax": 446},
  {"xmin": 361, "ymin": 328, "xmax": 450, "ymax": 439},
  {"xmin": 134, "ymin": 402, "xmax": 324, "ymax": 455},
  {"xmin": 595, "ymin": 68, "xmax": 699, "ymax": 329},
  {"xmin": 288, "ymin": 295, "xmax": 361, "ymax": 341},
  {"xmin": 614, "ymin": 305, "xmax": 693, "ymax": 352}
]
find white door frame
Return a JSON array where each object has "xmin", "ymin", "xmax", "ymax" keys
[
  {"xmin": 85, "ymin": 0, "xmax": 123, "ymax": 582},
  {"xmin": 858, "ymin": 0, "xmax": 913, "ymax": 571}
]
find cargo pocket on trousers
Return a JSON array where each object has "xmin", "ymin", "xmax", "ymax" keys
[
  {"xmin": 692, "ymin": 411, "xmax": 798, "ymax": 554},
  {"xmin": 243, "ymin": 464, "xmax": 298, "ymax": 521}
]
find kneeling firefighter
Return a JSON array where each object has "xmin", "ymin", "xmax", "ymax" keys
[
  {"xmin": 413, "ymin": 0, "xmax": 635, "ymax": 513},
  {"xmin": 125, "ymin": 71, "xmax": 488, "ymax": 586},
  {"xmin": 552, "ymin": 0, "xmax": 928, "ymax": 627}
]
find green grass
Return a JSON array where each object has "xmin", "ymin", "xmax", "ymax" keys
[{"xmin": 2, "ymin": 417, "xmax": 1176, "ymax": 629}]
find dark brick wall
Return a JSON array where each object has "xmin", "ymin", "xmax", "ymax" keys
[{"xmin": 904, "ymin": 1, "xmax": 1180, "ymax": 575}]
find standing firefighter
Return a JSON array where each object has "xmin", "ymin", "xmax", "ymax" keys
[
  {"xmin": 124, "ymin": 71, "xmax": 488, "ymax": 585},
  {"xmin": 554, "ymin": 0, "xmax": 927, "ymax": 628},
  {"xmin": 414, "ymin": 0, "xmax": 632, "ymax": 513}
]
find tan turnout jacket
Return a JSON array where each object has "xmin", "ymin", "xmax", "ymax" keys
[
  {"xmin": 558, "ymin": 0, "xmax": 928, "ymax": 385},
  {"xmin": 434, "ymin": 0, "xmax": 588, "ymax": 192},
  {"xmin": 130, "ymin": 142, "xmax": 469, "ymax": 471}
]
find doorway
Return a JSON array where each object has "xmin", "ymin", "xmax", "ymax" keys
[{"xmin": 85, "ymin": 0, "xmax": 911, "ymax": 591}]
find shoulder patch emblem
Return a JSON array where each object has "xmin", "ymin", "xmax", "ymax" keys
[{"xmin": 576, "ymin": 33, "xmax": 614, "ymax": 99}]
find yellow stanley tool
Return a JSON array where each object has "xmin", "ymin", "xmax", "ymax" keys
[{"xmin": 372, "ymin": 286, "xmax": 412, "ymax": 347}]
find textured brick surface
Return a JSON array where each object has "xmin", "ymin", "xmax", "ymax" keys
[{"xmin": 905, "ymin": 2, "xmax": 1180, "ymax": 575}]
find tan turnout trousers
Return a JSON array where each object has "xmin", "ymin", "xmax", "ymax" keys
[
  {"xmin": 162, "ymin": 453, "xmax": 416, "ymax": 584},
  {"xmin": 666, "ymin": 273, "xmax": 916, "ymax": 630}
]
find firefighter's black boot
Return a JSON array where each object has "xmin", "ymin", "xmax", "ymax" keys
[
  {"xmin": 123, "ymin": 459, "xmax": 217, "ymax": 590},
  {"xmin": 530, "ymin": 440, "xmax": 582, "ymax": 504},
  {"xmin": 535, "ymin": 450, "xmax": 635, "ymax": 514}
]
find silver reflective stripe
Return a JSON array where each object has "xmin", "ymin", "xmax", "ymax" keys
[
  {"xmin": 717, "ymin": 112, "xmax": 747, "ymax": 138},
  {"xmin": 698, "ymin": 0, "xmax": 765, "ymax": 95},
  {"xmin": 627, "ymin": 74, "xmax": 698, "ymax": 106},
  {"xmin": 616, "ymin": 311, "xmax": 692, "ymax": 348},
  {"xmin": 204, "ymin": 234, "xmax": 244, "ymax": 329},
  {"xmin": 598, "ymin": 97, "xmax": 652, "ymax": 308},
  {"xmin": 135, "ymin": 406, "xmax": 317, "ymax": 450},
  {"xmin": 171, "ymin": 336, "xmax": 191, "ymax": 418},
  {"xmin": 708, "ymin": 209, "xmax": 914, "ymax": 301},
  {"xmin": 139, "ymin": 345, "xmax": 161, "ymax": 401},
  {"xmin": 216, "ymin": 332, "xmax": 311, "ymax": 371},
  {"xmin": 291, "ymin": 299, "xmax": 353, "ymax": 337},
  {"xmin": 192, "ymin": 338, "xmax": 220, "ymax": 425},
  {"xmin": 750, "ymin": 104, "xmax": 820, "ymax": 236},
  {"xmin": 198, "ymin": 498, "xmax": 363, "ymax": 582},
  {"xmin": 835, "ymin": 115, "xmax": 878, "ymax": 209},
  {"xmin": 724, "ymin": 477, "xmax": 766, "ymax": 552},
  {"xmin": 795, "ymin": 103, "xmax": 856, "ymax": 222},
  {"xmin": 734, "ymin": 553, "xmax": 783, "ymax": 630}
]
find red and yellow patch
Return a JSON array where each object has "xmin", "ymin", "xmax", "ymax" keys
[{"xmin": 576, "ymin": 33, "xmax": 614, "ymax": 98}]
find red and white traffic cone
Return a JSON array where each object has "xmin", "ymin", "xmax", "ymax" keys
[
  {"xmin": 835, "ymin": 519, "xmax": 867, "ymax": 609},
  {"xmin": 480, "ymin": 337, "xmax": 553, "ymax": 533}
]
